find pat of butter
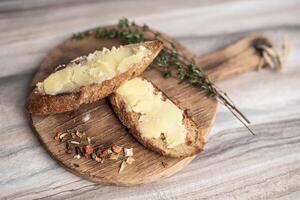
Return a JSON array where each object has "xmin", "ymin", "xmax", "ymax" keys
[
  {"xmin": 116, "ymin": 78, "xmax": 187, "ymax": 148},
  {"xmin": 38, "ymin": 45, "xmax": 150, "ymax": 95}
]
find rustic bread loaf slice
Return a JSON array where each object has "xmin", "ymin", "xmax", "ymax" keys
[
  {"xmin": 26, "ymin": 41, "xmax": 163, "ymax": 115},
  {"xmin": 109, "ymin": 77, "xmax": 205, "ymax": 157}
]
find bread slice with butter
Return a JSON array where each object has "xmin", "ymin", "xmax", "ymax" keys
[
  {"xmin": 26, "ymin": 41, "xmax": 163, "ymax": 115},
  {"xmin": 109, "ymin": 77, "xmax": 205, "ymax": 157}
]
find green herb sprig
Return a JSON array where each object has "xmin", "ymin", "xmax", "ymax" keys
[{"xmin": 71, "ymin": 18, "xmax": 255, "ymax": 135}]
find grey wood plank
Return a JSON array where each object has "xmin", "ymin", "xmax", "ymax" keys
[
  {"xmin": 0, "ymin": 0, "xmax": 300, "ymax": 77},
  {"xmin": 1, "ymin": 0, "xmax": 300, "ymax": 199}
]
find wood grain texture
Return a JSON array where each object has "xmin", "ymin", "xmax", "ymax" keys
[{"xmin": 1, "ymin": 0, "xmax": 300, "ymax": 199}]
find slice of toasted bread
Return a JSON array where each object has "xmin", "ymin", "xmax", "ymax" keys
[
  {"xmin": 26, "ymin": 41, "xmax": 163, "ymax": 115},
  {"xmin": 109, "ymin": 78, "xmax": 205, "ymax": 157}
]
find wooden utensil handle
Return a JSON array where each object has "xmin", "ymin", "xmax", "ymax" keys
[{"xmin": 196, "ymin": 35, "xmax": 277, "ymax": 82}]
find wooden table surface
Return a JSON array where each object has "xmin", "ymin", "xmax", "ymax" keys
[{"xmin": 1, "ymin": 0, "xmax": 300, "ymax": 199}]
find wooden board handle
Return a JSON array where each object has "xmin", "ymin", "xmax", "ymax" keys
[{"xmin": 196, "ymin": 35, "xmax": 279, "ymax": 82}]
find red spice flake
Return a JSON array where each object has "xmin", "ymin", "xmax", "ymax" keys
[
  {"xmin": 112, "ymin": 144, "xmax": 123, "ymax": 154},
  {"xmin": 98, "ymin": 149, "xmax": 108, "ymax": 158},
  {"xmin": 84, "ymin": 144, "xmax": 94, "ymax": 157},
  {"xmin": 92, "ymin": 153, "xmax": 101, "ymax": 162}
]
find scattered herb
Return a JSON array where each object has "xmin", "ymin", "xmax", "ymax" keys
[
  {"xmin": 124, "ymin": 148, "xmax": 133, "ymax": 157},
  {"xmin": 87, "ymin": 136, "xmax": 92, "ymax": 144},
  {"xmin": 112, "ymin": 144, "xmax": 123, "ymax": 154},
  {"xmin": 126, "ymin": 157, "xmax": 135, "ymax": 165},
  {"xmin": 74, "ymin": 154, "xmax": 81, "ymax": 159},
  {"xmin": 71, "ymin": 18, "xmax": 265, "ymax": 135},
  {"xmin": 109, "ymin": 153, "xmax": 119, "ymax": 160},
  {"xmin": 70, "ymin": 141, "xmax": 80, "ymax": 145},
  {"xmin": 54, "ymin": 129, "xmax": 135, "ymax": 173},
  {"xmin": 119, "ymin": 161, "xmax": 127, "ymax": 174}
]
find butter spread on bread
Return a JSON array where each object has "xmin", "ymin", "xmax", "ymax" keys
[
  {"xmin": 115, "ymin": 78, "xmax": 187, "ymax": 148},
  {"xmin": 37, "ymin": 46, "xmax": 150, "ymax": 95},
  {"xmin": 109, "ymin": 77, "xmax": 204, "ymax": 157},
  {"xmin": 26, "ymin": 41, "xmax": 163, "ymax": 115}
]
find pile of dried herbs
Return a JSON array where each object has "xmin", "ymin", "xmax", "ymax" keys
[{"xmin": 55, "ymin": 129, "xmax": 135, "ymax": 173}]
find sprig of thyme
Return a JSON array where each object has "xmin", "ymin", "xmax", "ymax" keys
[{"xmin": 71, "ymin": 18, "xmax": 255, "ymax": 135}]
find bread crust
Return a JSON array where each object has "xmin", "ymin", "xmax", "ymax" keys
[
  {"xmin": 26, "ymin": 41, "xmax": 163, "ymax": 115},
  {"xmin": 109, "ymin": 78, "xmax": 205, "ymax": 158}
]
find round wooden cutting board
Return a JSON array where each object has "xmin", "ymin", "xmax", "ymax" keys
[{"xmin": 29, "ymin": 25, "xmax": 268, "ymax": 186}]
